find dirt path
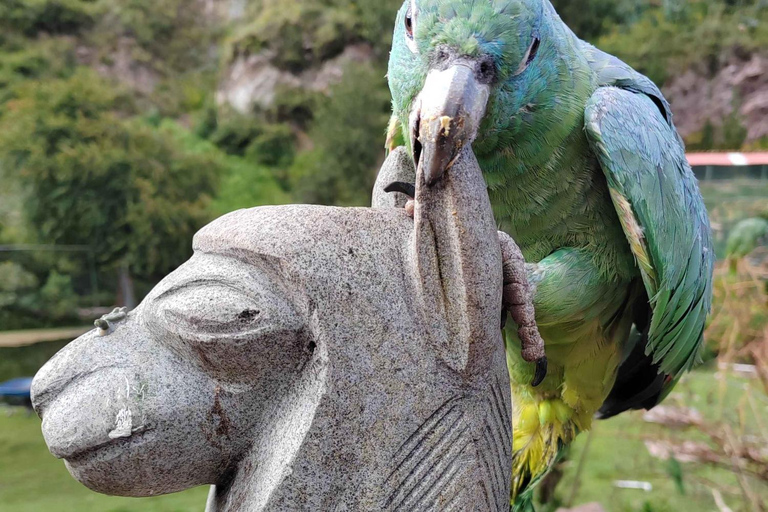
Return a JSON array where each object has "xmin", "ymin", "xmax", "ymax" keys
[{"xmin": 0, "ymin": 327, "xmax": 91, "ymax": 348}]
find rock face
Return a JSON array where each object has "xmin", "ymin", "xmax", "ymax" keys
[
  {"xmin": 31, "ymin": 148, "xmax": 515, "ymax": 511},
  {"xmin": 664, "ymin": 53, "xmax": 768, "ymax": 144},
  {"xmin": 217, "ymin": 44, "xmax": 373, "ymax": 114}
]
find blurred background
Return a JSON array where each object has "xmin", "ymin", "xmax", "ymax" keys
[{"xmin": 0, "ymin": 0, "xmax": 766, "ymax": 511}]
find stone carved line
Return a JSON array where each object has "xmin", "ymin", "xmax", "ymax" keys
[
  {"xmin": 384, "ymin": 377, "xmax": 512, "ymax": 512},
  {"xmin": 32, "ymin": 148, "xmax": 515, "ymax": 511},
  {"xmin": 478, "ymin": 375, "xmax": 514, "ymax": 511},
  {"xmin": 384, "ymin": 396, "xmax": 475, "ymax": 511}
]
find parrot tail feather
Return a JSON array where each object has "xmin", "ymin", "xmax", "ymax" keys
[{"xmin": 510, "ymin": 413, "xmax": 573, "ymax": 509}]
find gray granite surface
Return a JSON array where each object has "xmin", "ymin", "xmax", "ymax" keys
[{"xmin": 32, "ymin": 147, "xmax": 519, "ymax": 511}]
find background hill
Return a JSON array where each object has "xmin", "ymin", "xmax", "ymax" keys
[{"xmin": 0, "ymin": 0, "xmax": 766, "ymax": 323}]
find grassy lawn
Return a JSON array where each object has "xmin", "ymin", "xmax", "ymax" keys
[
  {"xmin": 0, "ymin": 341, "xmax": 208, "ymax": 511},
  {"xmin": 555, "ymin": 367, "xmax": 768, "ymax": 512},
  {"xmin": 2, "ymin": 354, "xmax": 766, "ymax": 511},
  {"xmin": 0, "ymin": 411, "xmax": 209, "ymax": 512}
]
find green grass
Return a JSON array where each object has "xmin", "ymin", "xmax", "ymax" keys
[
  {"xmin": 0, "ymin": 411, "xmax": 209, "ymax": 512},
  {"xmin": 2, "ymin": 359, "xmax": 765, "ymax": 512},
  {"xmin": 0, "ymin": 340, "xmax": 208, "ymax": 511},
  {"xmin": 554, "ymin": 367, "xmax": 768, "ymax": 512}
]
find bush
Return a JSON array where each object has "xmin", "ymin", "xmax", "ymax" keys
[
  {"xmin": 0, "ymin": 0, "xmax": 101, "ymax": 37},
  {"xmin": 288, "ymin": 62, "xmax": 390, "ymax": 206},
  {"xmin": 39, "ymin": 270, "xmax": 78, "ymax": 319},
  {"xmin": 245, "ymin": 124, "xmax": 296, "ymax": 169},
  {"xmin": 597, "ymin": 2, "xmax": 768, "ymax": 85},
  {"xmin": 0, "ymin": 69, "xmax": 221, "ymax": 279}
]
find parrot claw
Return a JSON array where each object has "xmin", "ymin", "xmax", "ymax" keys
[
  {"xmin": 384, "ymin": 181, "xmax": 416, "ymax": 218},
  {"xmin": 532, "ymin": 357, "xmax": 548, "ymax": 387},
  {"xmin": 383, "ymin": 181, "xmax": 415, "ymax": 199}
]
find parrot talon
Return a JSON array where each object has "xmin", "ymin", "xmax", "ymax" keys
[
  {"xmin": 383, "ymin": 181, "xmax": 415, "ymax": 199},
  {"xmin": 384, "ymin": 181, "xmax": 416, "ymax": 218},
  {"xmin": 532, "ymin": 357, "xmax": 548, "ymax": 387}
]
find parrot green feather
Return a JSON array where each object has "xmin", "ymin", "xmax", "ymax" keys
[{"xmin": 385, "ymin": 0, "xmax": 714, "ymax": 507}]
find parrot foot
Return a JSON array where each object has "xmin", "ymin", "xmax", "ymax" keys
[{"xmin": 498, "ymin": 231, "xmax": 547, "ymax": 387}]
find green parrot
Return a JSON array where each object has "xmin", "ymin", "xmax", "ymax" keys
[
  {"xmin": 726, "ymin": 216, "xmax": 768, "ymax": 274},
  {"xmin": 726, "ymin": 217, "xmax": 768, "ymax": 259},
  {"xmin": 385, "ymin": 0, "xmax": 714, "ymax": 507}
]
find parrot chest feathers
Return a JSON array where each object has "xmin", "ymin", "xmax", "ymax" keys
[{"xmin": 482, "ymin": 129, "xmax": 636, "ymax": 280}]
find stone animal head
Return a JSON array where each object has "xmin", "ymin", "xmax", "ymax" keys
[{"xmin": 32, "ymin": 149, "xmax": 513, "ymax": 511}]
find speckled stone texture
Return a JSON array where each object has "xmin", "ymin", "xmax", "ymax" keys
[{"xmin": 32, "ymin": 147, "xmax": 513, "ymax": 511}]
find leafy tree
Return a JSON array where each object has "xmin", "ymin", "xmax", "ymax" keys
[
  {"xmin": 0, "ymin": 0, "xmax": 101, "ymax": 37},
  {"xmin": 0, "ymin": 69, "xmax": 219, "ymax": 281},
  {"xmin": 0, "ymin": 262, "xmax": 38, "ymax": 310},
  {"xmin": 39, "ymin": 270, "xmax": 79, "ymax": 319},
  {"xmin": 288, "ymin": 63, "xmax": 390, "ymax": 206},
  {"xmin": 551, "ymin": 0, "xmax": 648, "ymax": 41}
]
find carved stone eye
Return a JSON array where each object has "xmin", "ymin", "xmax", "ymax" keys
[{"xmin": 158, "ymin": 283, "xmax": 267, "ymax": 339}]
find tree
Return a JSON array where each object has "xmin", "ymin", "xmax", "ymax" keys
[
  {"xmin": 288, "ymin": 63, "xmax": 391, "ymax": 206},
  {"xmin": 551, "ymin": 0, "xmax": 647, "ymax": 41},
  {"xmin": 0, "ymin": 69, "xmax": 220, "ymax": 293}
]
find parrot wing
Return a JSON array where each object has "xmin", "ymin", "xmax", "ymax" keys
[{"xmin": 584, "ymin": 86, "xmax": 714, "ymax": 417}]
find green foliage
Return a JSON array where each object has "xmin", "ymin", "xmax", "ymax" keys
[
  {"xmin": 288, "ymin": 63, "xmax": 390, "ymax": 206},
  {"xmin": 597, "ymin": 1, "xmax": 768, "ymax": 85},
  {"xmin": 664, "ymin": 456, "xmax": 685, "ymax": 495},
  {"xmin": 229, "ymin": 0, "xmax": 361, "ymax": 73},
  {"xmin": 0, "ymin": 259, "xmax": 83, "ymax": 329},
  {"xmin": 94, "ymin": 0, "xmax": 220, "ymax": 72},
  {"xmin": 245, "ymin": 124, "xmax": 296, "ymax": 169},
  {"xmin": 686, "ymin": 110, "xmax": 748, "ymax": 151},
  {"xmin": 267, "ymin": 85, "xmax": 322, "ymax": 128},
  {"xmin": 0, "ymin": 69, "xmax": 219, "ymax": 279},
  {"xmin": 38, "ymin": 270, "xmax": 78, "ymax": 319},
  {"xmin": 158, "ymin": 119, "xmax": 290, "ymax": 217},
  {"xmin": 0, "ymin": 262, "xmax": 38, "ymax": 309},
  {"xmin": 0, "ymin": 0, "xmax": 101, "ymax": 37},
  {"xmin": 0, "ymin": 37, "xmax": 78, "ymax": 106},
  {"xmin": 225, "ymin": 0, "xmax": 400, "ymax": 74},
  {"xmin": 210, "ymin": 158, "xmax": 291, "ymax": 216},
  {"xmin": 551, "ymin": 0, "xmax": 647, "ymax": 40},
  {"xmin": 210, "ymin": 112, "xmax": 265, "ymax": 156}
]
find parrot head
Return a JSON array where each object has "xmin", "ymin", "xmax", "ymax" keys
[{"xmin": 388, "ymin": 0, "xmax": 583, "ymax": 184}]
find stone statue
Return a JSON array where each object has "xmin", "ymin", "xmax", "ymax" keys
[{"xmin": 32, "ymin": 147, "xmax": 542, "ymax": 511}]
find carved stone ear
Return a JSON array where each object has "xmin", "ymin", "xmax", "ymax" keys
[{"xmin": 372, "ymin": 147, "xmax": 416, "ymax": 209}]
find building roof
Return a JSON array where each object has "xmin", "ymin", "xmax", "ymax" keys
[{"xmin": 687, "ymin": 152, "xmax": 768, "ymax": 167}]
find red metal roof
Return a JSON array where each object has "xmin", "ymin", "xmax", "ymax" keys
[{"xmin": 686, "ymin": 152, "xmax": 768, "ymax": 167}]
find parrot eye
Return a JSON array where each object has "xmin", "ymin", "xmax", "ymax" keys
[
  {"xmin": 513, "ymin": 37, "xmax": 541, "ymax": 76},
  {"xmin": 404, "ymin": 2, "xmax": 419, "ymax": 53},
  {"xmin": 405, "ymin": 6, "xmax": 414, "ymax": 39},
  {"xmin": 526, "ymin": 38, "xmax": 541, "ymax": 65}
]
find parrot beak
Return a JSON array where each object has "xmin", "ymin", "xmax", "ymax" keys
[{"xmin": 410, "ymin": 64, "xmax": 490, "ymax": 186}]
